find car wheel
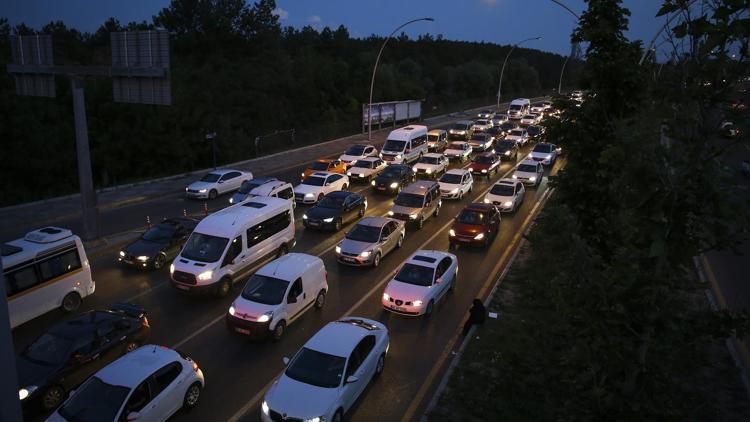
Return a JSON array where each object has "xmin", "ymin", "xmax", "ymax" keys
[
  {"xmin": 315, "ymin": 290, "xmax": 326, "ymax": 309},
  {"xmin": 183, "ymin": 382, "xmax": 202, "ymax": 410},
  {"xmin": 434, "ymin": 205, "xmax": 440, "ymax": 216},
  {"xmin": 272, "ymin": 320, "xmax": 286, "ymax": 341},
  {"xmin": 277, "ymin": 244, "xmax": 288, "ymax": 257},
  {"xmin": 42, "ymin": 385, "xmax": 65, "ymax": 410},
  {"xmin": 61, "ymin": 292, "xmax": 81, "ymax": 313},
  {"xmin": 215, "ymin": 278, "xmax": 231, "ymax": 298},
  {"xmin": 209, "ymin": 189, "xmax": 218, "ymax": 200},
  {"xmin": 449, "ymin": 276, "xmax": 456, "ymax": 292},
  {"xmin": 374, "ymin": 353, "xmax": 386, "ymax": 378},
  {"xmin": 332, "ymin": 409, "xmax": 344, "ymax": 422},
  {"xmin": 358, "ymin": 207, "xmax": 365, "ymax": 218},
  {"xmin": 372, "ymin": 252, "xmax": 381, "ymax": 268},
  {"xmin": 124, "ymin": 341, "xmax": 140, "ymax": 353},
  {"xmin": 425, "ymin": 300, "xmax": 435, "ymax": 317},
  {"xmin": 317, "ymin": 193, "xmax": 324, "ymax": 202},
  {"xmin": 458, "ymin": 191, "xmax": 463, "ymax": 200},
  {"xmin": 342, "ymin": 184, "xmax": 348, "ymax": 190},
  {"xmin": 153, "ymin": 253, "xmax": 166, "ymax": 270},
  {"xmin": 397, "ymin": 234, "xmax": 404, "ymax": 248},
  {"xmin": 335, "ymin": 218, "xmax": 342, "ymax": 231},
  {"xmin": 417, "ymin": 217, "xmax": 424, "ymax": 229}
]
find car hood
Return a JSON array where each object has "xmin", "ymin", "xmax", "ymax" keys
[
  {"xmin": 529, "ymin": 151, "xmax": 551, "ymax": 158},
  {"xmin": 486, "ymin": 192, "xmax": 513, "ymax": 202},
  {"xmin": 452, "ymin": 222, "xmax": 485, "ymax": 236},
  {"xmin": 514, "ymin": 170, "xmax": 536, "ymax": 178},
  {"xmin": 339, "ymin": 238, "xmax": 376, "ymax": 255},
  {"xmin": 187, "ymin": 181, "xmax": 215, "ymax": 191},
  {"xmin": 122, "ymin": 238, "xmax": 165, "ymax": 257},
  {"xmin": 506, "ymin": 135, "xmax": 522, "ymax": 140},
  {"xmin": 294, "ymin": 184, "xmax": 322, "ymax": 195},
  {"xmin": 444, "ymin": 148, "xmax": 464, "ymax": 155},
  {"xmin": 494, "ymin": 145, "xmax": 513, "ymax": 153},
  {"xmin": 339, "ymin": 154, "xmax": 362, "ymax": 163},
  {"xmin": 306, "ymin": 206, "xmax": 342, "ymax": 220},
  {"xmin": 414, "ymin": 163, "xmax": 439, "ymax": 170},
  {"xmin": 17, "ymin": 355, "xmax": 59, "ymax": 391},
  {"xmin": 233, "ymin": 296, "xmax": 277, "ymax": 321},
  {"xmin": 349, "ymin": 167, "xmax": 376, "ymax": 175},
  {"xmin": 390, "ymin": 204, "xmax": 420, "ymax": 216},
  {"xmin": 266, "ymin": 375, "xmax": 338, "ymax": 419},
  {"xmin": 439, "ymin": 182, "xmax": 461, "ymax": 190},
  {"xmin": 384, "ymin": 279, "xmax": 430, "ymax": 300},
  {"xmin": 375, "ymin": 174, "xmax": 400, "ymax": 184}
]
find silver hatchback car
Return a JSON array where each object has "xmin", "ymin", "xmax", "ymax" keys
[{"xmin": 335, "ymin": 217, "xmax": 405, "ymax": 267}]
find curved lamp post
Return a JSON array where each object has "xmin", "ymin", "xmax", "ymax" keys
[
  {"xmin": 368, "ymin": 17, "xmax": 434, "ymax": 140},
  {"xmin": 496, "ymin": 36, "xmax": 541, "ymax": 109},
  {"xmin": 548, "ymin": 0, "xmax": 580, "ymax": 94}
]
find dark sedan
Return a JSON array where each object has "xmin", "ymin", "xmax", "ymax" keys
[
  {"xmin": 526, "ymin": 124, "xmax": 545, "ymax": 140},
  {"xmin": 494, "ymin": 139, "xmax": 520, "ymax": 161},
  {"xmin": 118, "ymin": 217, "xmax": 198, "ymax": 270},
  {"xmin": 499, "ymin": 121, "xmax": 517, "ymax": 133},
  {"xmin": 371, "ymin": 164, "xmax": 415, "ymax": 194},
  {"xmin": 303, "ymin": 191, "xmax": 367, "ymax": 231},
  {"xmin": 17, "ymin": 303, "xmax": 150, "ymax": 411}
]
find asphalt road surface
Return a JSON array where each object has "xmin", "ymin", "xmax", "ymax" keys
[{"xmin": 13, "ymin": 135, "xmax": 565, "ymax": 422}]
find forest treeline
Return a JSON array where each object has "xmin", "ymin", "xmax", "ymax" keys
[{"xmin": 0, "ymin": 0, "xmax": 574, "ymax": 205}]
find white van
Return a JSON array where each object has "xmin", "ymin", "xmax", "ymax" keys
[
  {"xmin": 170, "ymin": 196, "xmax": 295, "ymax": 297},
  {"xmin": 226, "ymin": 253, "xmax": 327, "ymax": 341},
  {"xmin": 380, "ymin": 125, "xmax": 429, "ymax": 164},
  {"xmin": 249, "ymin": 180, "xmax": 296, "ymax": 208},
  {"xmin": 508, "ymin": 98, "xmax": 531, "ymax": 120},
  {"xmin": 2, "ymin": 227, "xmax": 95, "ymax": 328}
]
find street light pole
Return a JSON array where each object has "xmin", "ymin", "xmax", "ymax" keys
[
  {"xmin": 496, "ymin": 36, "xmax": 541, "ymax": 109},
  {"xmin": 368, "ymin": 17, "xmax": 434, "ymax": 141}
]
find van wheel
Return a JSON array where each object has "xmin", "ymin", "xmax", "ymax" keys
[
  {"xmin": 272, "ymin": 320, "xmax": 286, "ymax": 341},
  {"xmin": 277, "ymin": 244, "xmax": 288, "ymax": 257},
  {"xmin": 209, "ymin": 189, "xmax": 218, "ymax": 200},
  {"xmin": 41, "ymin": 385, "xmax": 65, "ymax": 410},
  {"xmin": 315, "ymin": 290, "xmax": 326, "ymax": 309},
  {"xmin": 153, "ymin": 253, "xmax": 166, "ymax": 270},
  {"xmin": 372, "ymin": 252, "xmax": 381, "ymax": 267},
  {"xmin": 397, "ymin": 235, "xmax": 404, "ymax": 248},
  {"xmin": 61, "ymin": 292, "xmax": 81, "ymax": 313},
  {"xmin": 332, "ymin": 409, "xmax": 343, "ymax": 422},
  {"xmin": 215, "ymin": 278, "xmax": 231, "ymax": 298},
  {"xmin": 435, "ymin": 205, "xmax": 440, "ymax": 217},
  {"xmin": 183, "ymin": 382, "xmax": 202, "ymax": 410}
]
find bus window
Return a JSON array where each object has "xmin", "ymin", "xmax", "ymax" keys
[{"xmin": 38, "ymin": 250, "xmax": 81, "ymax": 282}]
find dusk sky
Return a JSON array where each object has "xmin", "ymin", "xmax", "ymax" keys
[{"xmin": 2, "ymin": 0, "xmax": 668, "ymax": 58}]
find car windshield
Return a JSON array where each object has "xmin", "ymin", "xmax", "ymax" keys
[
  {"xmin": 500, "ymin": 123, "xmax": 515, "ymax": 130},
  {"xmin": 476, "ymin": 120, "xmax": 489, "ymax": 125},
  {"xmin": 238, "ymin": 179, "xmax": 266, "ymax": 194},
  {"xmin": 310, "ymin": 162, "xmax": 329, "ymax": 171},
  {"xmin": 473, "ymin": 155, "xmax": 494, "ymax": 164},
  {"xmin": 318, "ymin": 195, "xmax": 346, "ymax": 209},
  {"xmin": 380, "ymin": 168, "xmax": 403, "ymax": 178},
  {"xmin": 141, "ymin": 224, "xmax": 176, "ymax": 242},
  {"xmin": 200, "ymin": 173, "xmax": 221, "ymax": 183},
  {"xmin": 394, "ymin": 263, "xmax": 434, "ymax": 286},
  {"xmin": 509, "ymin": 104, "xmax": 522, "ymax": 110},
  {"xmin": 453, "ymin": 123, "xmax": 470, "ymax": 130},
  {"xmin": 491, "ymin": 184, "xmax": 515, "ymax": 196},
  {"xmin": 470, "ymin": 135, "xmax": 487, "ymax": 142},
  {"xmin": 428, "ymin": 134, "xmax": 440, "ymax": 142},
  {"xmin": 527, "ymin": 126, "xmax": 541, "ymax": 136},
  {"xmin": 394, "ymin": 193, "xmax": 424, "ymax": 208},
  {"xmin": 181, "ymin": 232, "xmax": 229, "ymax": 263},
  {"xmin": 353, "ymin": 160, "xmax": 373, "ymax": 169},
  {"xmin": 495, "ymin": 140, "xmax": 516, "ymax": 150},
  {"xmin": 518, "ymin": 164, "xmax": 538, "ymax": 172},
  {"xmin": 457, "ymin": 209, "xmax": 486, "ymax": 225},
  {"xmin": 24, "ymin": 333, "xmax": 72, "ymax": 365},
  {"xmin": 302, "ymin": 176, "xmax": 326, "ymax": 187},
  {"xmin": 346, "ymin": 224, "xmax": 381, "ymax": 243},
  {"xmin": 419, "ymin": 156, "xmax": 439, "ymax": 165},
  {"xmin": 241, "ymin": 274, "xmax": 290, "ymax": 305},
  {"xmin": 345, "ymin": 145, "xmax": 366, "ymax": 156},
  {"xmin": 509, "ymin": 130, "xmax": 524, "ymax": 137},
  {"xmin": 57, "ymin": 377, "xmax": 130, "ymax": 422},
  {"xmin": 440, "ymin": 173, "xmax": 463, "ymax": 184},
  {"xmin": 533, "ymin": 144, "xmax": 553, "ymax": 153},
  {"xmin": 383, "ymin": 139, "xmax": 406, "ymax": 152},
  {"xmin": 449, "ymin": 142, "xmax": 466, "ymax": 150},
  {"xmin": 285, "ymin": 347, "xmax": 346, "ymax": 388}
]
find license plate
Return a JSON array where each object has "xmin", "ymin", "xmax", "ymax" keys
[
  {"xmin": 175, "ymin": 284, "xmax": 189, "ymax": 291},
  {"xmin": 308, "ymin": 221, "xmax": 319, "ymax": 227},
  {"xmin": 235, "ymin": 328, "xmax": 250, "ymax": 335},
  {"xmin": 377, "ymin": 186, "xmax": 386, "ymax": 191},
  {"xmin": 343, "ymin": 257, "xmax": 357, "ymax": 263},
  {"xmin": 392, "ymin": 305, "xmax": 406, "ymax": 312},
  {"xmin": 123, "ymin": 259, "xmax": 133, "ymax": 264}
]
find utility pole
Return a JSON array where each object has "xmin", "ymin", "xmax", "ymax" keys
[{"xmin": 71, "ymin": 77, "xmax": 100, "ymax": 239}]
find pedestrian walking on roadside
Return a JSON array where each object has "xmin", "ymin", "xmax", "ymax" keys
[{"xmin": 462, "ymin": 298, "xmax": 486, "ymax": 336}]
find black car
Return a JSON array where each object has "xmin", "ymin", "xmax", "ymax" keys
[
  {"xmin": 494, "ymin": 139, "xmax": 520, "ymax": 161},
  {"xmin": 499, "ymin": 121, "xmax": 517, "ymax": 133},
  {"xmin": 485, "ymin": 126, "xmax": 503, "ymax": 140},
  {"xmin": 526, "ymin": 125, "xmax": 545, "ymax": 140},
  {"xmin": 118, "ymin": 217, "xmax": 199, "ymax": 270},
  {"xmin": 17, "ymin": 303, "xmax": 150, "ymax": 411},
  {"xmin": 372, "ymin": 164, "xmax": 415, "ymax": 194},
  {"xmin": 303, "ymin": 191, "xmax": 367, "ymax": 231}
]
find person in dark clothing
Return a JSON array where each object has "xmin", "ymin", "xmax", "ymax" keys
[{"xmin": 462, "ymin": 299, "xmax": 486, "ymax": 335}]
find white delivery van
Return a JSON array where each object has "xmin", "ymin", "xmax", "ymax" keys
[
  {"xmin": 2, "ymin": 227, "xmax": 95, "ymax": 328},
  {"xmin": 508, "ymin": 98, "xmax": 531, "ymax": 120},
  {"xmin": 380, "ymin": 125, "xmax": 429, "ymax": 164},
  {"xmin": 226, "ymin": 253, "xmax": 328, "ymax": 341},
  {"xmin": 170, "ymin": 196, "xmax": 295, "ymax": 297}
]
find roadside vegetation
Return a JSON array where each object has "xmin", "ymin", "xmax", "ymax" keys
[
  {"xmin": 431, "ymin": 0, "xmax": 750, "ymax": 419},
  {"xmin": 0, "ymin": 0, "xmax": 575, "ymax": 206}
]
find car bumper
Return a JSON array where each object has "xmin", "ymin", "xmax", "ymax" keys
[
  {"xmin": 118, "ymin": 256, "xmax": 154, "ymax": 269},
  {"xmin": 348, "ymin": 173, "xmax": 371, "ymax": 181},
  {"xmin": 226, "ymin": 314, "xmax": 271, "ymax": 339},
  {"xmin": 294, "ymin": 196, "xmax": 318, "ymax": 204},
  {"xmin": 488, "ymin": 200, "xmax": 514, "ymax": 212},
  {"xmin": 470, "ymin": 168, "xmax": 491, "ymax": 175},
  {"xmin": 514, "ymin": 178, "xmax": 537, "ymax": 185},
  {"xmin": 498, "ymin": 153, "xmax": 515, "ymax": 161},
  {"xmin": 373, "ymin": 183, "xmax": 400, "ymax": 194},
  {"xmin": 185, "ymin": 191, "xmax": 209, "ymax": 199},
  {"xmin": 337, "ymin": 253, "xmax": 375, "ymax": 266},
  {"xmin": 170, "ymin": 279, "xmax": 216, "ymax": 294},
  {"xmin": 440, "ymin": 191, "xmax": 462, "ymax": 199},
  {"xmin": 450, "ymin": 234, "xmax": 486, "ymax": 246},
  {"xmin": 381, "ymin": 300, "xmax": 422, "ymax": 316},
  {"xmin": 303, "ymin": 219, "xmax": 337, "ymax": 230}
]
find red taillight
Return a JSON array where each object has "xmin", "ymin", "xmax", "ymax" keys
[
  {"xmin": 142, "ymin": 316, "xmax": 149, "ymax": 327},
  {"xmin": 192, "ymin": 361, "xmax": 199, "ymax": 372}
]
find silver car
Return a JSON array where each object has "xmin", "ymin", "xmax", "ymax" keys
[{"xmin": 335, "ymin": 217, "xmax": 405, "ymax": 267}]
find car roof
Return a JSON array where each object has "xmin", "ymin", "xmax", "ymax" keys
[
  {"xmin": 159, "ymin": 217, "xmax": 199, "ymax": 228},
  {"xmin": 405, "ymin": 250, "xmax": 450, "ymax": 267},
  {"xmin": 495, "ymin": 178, "xmax": 516, "ymax": 186},
  {"xmin": 356, "ymin": 216, "xmax": 394, "ymax": 228},
  {"xmin": 423, "ymin": 153, "xmax": 444, "ymax": 158},
  {"xmin": 445, "ymin": 168, "xmax": 470, "ymax": 175},
  {"xmin": 475, "ymin": 152, "xmax": 495, "ymax": 158},
  {"xmin": 308, "ymin": 171, "xmax": 336, "ymax": 178},
  {"xmin": 519, "ymin": 159, "xmax": 539, "ymax": 166},
  {"xmin": 402, "ymin": 181, "xmax": 438, "ymax": 195},
  {"xmin": 455, "ymin": 120, "xmax": 474, "ymax": 125},
  {"xmin": 49, "ymin": 309, "xmax": 131, "ymax": 339},
  {"xmin": 207, "ymin": 169, "xmax": 240, "ymax": 175},
  {"xmin": 96, "ymin": 346, "xmax": 182, "ymax": 388},
  {"xmin": 256, "ymin": 253, "xmax": 322, "ymax": 281},
  {"xmin": 356, "ymin": 156, "xmax": 380, "ymax": 162},
  {"xmin": 304, "ymin": 320, "xmax": 374, "ymax": 357}
]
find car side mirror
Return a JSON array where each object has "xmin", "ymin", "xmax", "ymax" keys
[
  {"xmin": 127, "ymin": 412, "xmax": 141, "ymax": 422},
  {"xmin": 218, "ymin": 180, "xmax": 224, "ymax": 184},
  {"xmin": 435, "ymin": 277, "xmax": 443, "ymax": 285},
  {"xmin": 288, "ymin": 295, "xmax": 297, "ymax": 304},
  {"xmin": 325, "ymin": 183, "xmax": 331, "ymax": 186},
  {"xmin": 282, "ymin": 357, "xmax": 290, "ymax": 366},
  {"xmin": 346, "ymin": 375, "xmax": 360, "ymax": 384}
]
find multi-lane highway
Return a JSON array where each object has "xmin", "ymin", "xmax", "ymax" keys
[{"xmin": 12, "ymin": 116, "xmax": 564, "ymax": 421}]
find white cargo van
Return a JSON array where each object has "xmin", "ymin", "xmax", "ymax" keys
[
  {"xmin": 226, "ymin": 253, "xmax": 328, "ymax": 341},
  {"xmin": 170, "ymin": 196, "xmax": 295, "ymax": 297},
  {"xmin": 380, "ymin": 125, "xmax": 429, "ymax": 164},
  {"xmin": 2, "ymin": 227, "xmax": 95, "ymax": 328},
  {"xmin": 508, "ymin": 98, "xmax": 531, "ymax": 120}
]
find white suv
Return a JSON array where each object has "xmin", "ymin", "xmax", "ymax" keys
[
  {"xmin": 294, "ymin": 171, "xmax": 350, "ymax": 204},
  {"xmin": 49, "ymin": 345, "xmax": 205, "ymax": 422},
  {"xmin": 382, "ymin": 250, "xmax": 458, "ymax": 316},
  {"xmin": 262, "ymin": 318, "xmax": 389, "ymax": 422},
  {"xmin": 413, "ymin": 153, "xmax": 449, "ymax": 178}
]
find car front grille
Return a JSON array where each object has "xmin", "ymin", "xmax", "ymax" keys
[
  {"xmin": 186, "ymin": 189, "xmax": 200, "ymax": 193},
  {"xmin": 294, "ymin": 193, "xmax": 305, "ymax": 201},
  {"xmin": 341, "ymin": 251, "xmax": 358, "ymax": 257},
  {"xmin": 269, "ymin": 409, "xmax": 303, "ymax": 422},
  {"xmin": 172, "ymin": 270, "xmax": 197, "ymax": 285}
]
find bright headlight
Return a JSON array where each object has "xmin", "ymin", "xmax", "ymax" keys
[
  {"xmin": 19, "ymin": 386, "xmax": 37, "ymax": 400},
  {"xmin": 426, "ymin": 168, "xmax": 432, "ymax": 174},
  {"xmin": 413, "ymin": 166, "xmax": 418, "ymax": 172},
  {"xmin": 303, "ymin": 418, "xmax": 322, "ymax": 422},
  {"xmin": 389, "ymin": 182, "xmax": 398, "ymax": 188},
  {"xmin": 257, "ymin": 311, "xmax": 273, "ymax": 323},
  {"xmin": 504, "ymin": 201, "xmax": 513, "ymax": 207},
  {"xmin": 323, "ymin": 217, "xmax": 334, "ymax": 223},
  {"xmin": 450, "ymin": 188, "xmax": 459, "ymax": 194},
  {"xmin": 412, "ymin": 300, "xmax": 423, "ymax": 307},
  {"xmin": 347, "ymin": 172, "xmax": 352, "ymax": 176},
  {"xmin": 360, "ymin": 251, "xmax": 371, "ymax": 258},
  {"xmin": 481, "ymin": 169, "xmax": 487, "ymax": 173},
  {"xmin": 304, "ymin": 193, "xmax": 314, "ymax": 198},
  {"xmin": 119, "ymin": 251, "xmax": 125, "ymax": 257},
  {"xmin": 169, "ymin": 264, "xmax": 175, "ymax": 274},
  {"xmin": 504, "ymin": 150, "xmax": 511, "ymax": 156},
  {"xmin": 529, "ymin": 176, "xmax": 537, "ymax": 182},
  {"xmin": 261, "ymin": 400, "xmax": 270, "ymax": 415},
  {"xmin": 335, "ymin": 246, "xmax": 342, "ymax": 254},
  {"xmin": 545, "ymin": 154, "xmax": 552, "ymax": 159},
  {"xmin": 409, "ymin": 214, "xmax": 418, "ymax": 219},
  {"xmin": 137, "ymin": 256, "xmax": 149, "ymax": 262},
  {"xmin": 300, "ymin": 172, "xmax": 305, "ymax": 178},
  {"xmin": 197, "ymin": 270, "xmax": 213, "ymax": 281},
  {"xmin": 449, "ymin": 229, "xmax": 456, "ymax": 236},
  {"xmin": 229, "ymin": 197, "xmax": 234, "ymax": 204},
  {"xmin": 395, "ymin": 154, "xmax": 402, "ymax": 160},
  {"xmin": 302, "ymin": 214, "xmax": 308, "ymax": 220},
  {"xmin": 371, "ymin": 180, "xmax": 376, "ymax": 186},
  {"xmin": 512, "ymin": 174, "xmax": 518, "ymax": 179},
  {"xmin": 198, "ymin": 189, "xmax": 207, "ymax": 193},
  {"xmin": 484, "ymin": 198, "xmax": 490, "ymax": 203},
  {"xmin": 388, "ymin": 210, "xmax": 394, "ymax": 216},
  {"xmin": 228, "ymin": 305, "xmax": 235, "ymax": 316},
  {"xmin": 474, "ymin": 233, "xmax": 485, "ymax": 240}
]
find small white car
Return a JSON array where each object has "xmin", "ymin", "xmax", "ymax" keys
[
  {"xmin": 261, "ymin": 318, "xmax": 389, "ymax": 422},
  {"xmin": 347, "ymin": 157, "xmax": 387, "ymax": 181},
  {"xmin": 439, "ymin": 169, "xmax": 473, "ymax": 200},
  {"xmin": 505, "ymin": 128, "xmax": 529, "ymax": 146},
  {"xmin": 520, "ymin": 114, "xmax": 540, "ymax": 126},
  {"xmin": 484, "ymin": 179, "xmax": 526, "ymax": 212},
  {"xmin": 227, "ymin": 253, "xmax": 327, "ymax": 341},
  {"xmin": 530, "ymin": 105, "xmax": 545, "ymax": 115},
  {"xmin": 468, "ymin": 133, "xmax": 494, "ymax": 152},
  {"xmin": 477, "ymin": 109, "xmax": 495, "ymax": 119},
  {"xmin": 513, "ymin": 159, "xmax": 544, "ymax": 187},
  {"xmin": 294, "ymin": 171, "xmax": 349, "ymax": 204},
  {"xmin": 186, "ymin": 169, "xmax": 252, "ymax": 200},
  {"xmin": 335, "ymin": 217, "xmax": 405, "ymax": 267},
  {"xmin": 471, "ymin": 119, "xmax": 493, "ymax": 133},
  {"xmin": 443, "ymin": 141, "xmax": 472, "ymax": 162},
  {"xmin": 339, "ymin": 144, "xmax": 378, "ymax": 168},
  {"xmin": 491, "ymin": 113, "xmax": 508, "ymax": 126},
  {"xmin": 528, "ymin": 142, "xmax": 560, "ymax": 166},
  {"xmin": 48, "ymin": 345, "xmax": 204, "ymax": 422},
  {"xmin": 382, "ymin": 250, "xmax": 457, "ymax": 316},
  {"xmin": 413, "ymin": 153, "xmax": 449, "ymax": 178}
]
